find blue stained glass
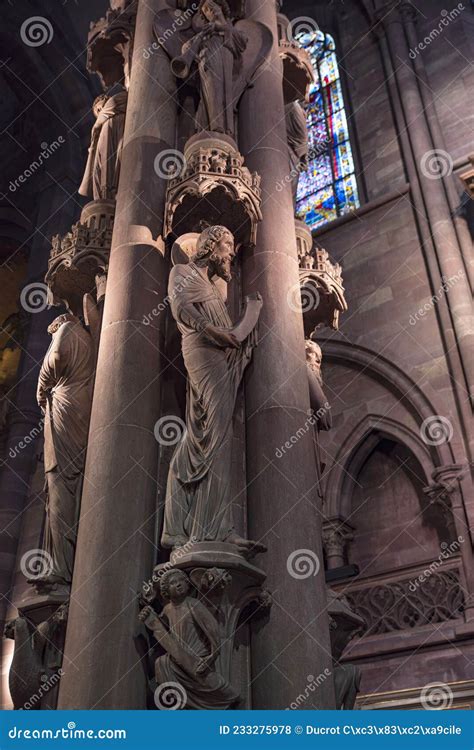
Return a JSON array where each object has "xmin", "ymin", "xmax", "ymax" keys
[
  {"xmin": 328, "ymin": 107, "xmax": 349, "ymax": 144},
  {"xmin": 296, "ymin": 185, "xmax": 337, "ymax": 229},
  {"xmin": 335, "ymin": 174, "xmax": 359, "ymax": 213},
  {"xmin": 323, "ymin": 79, "xmax": 344, "ymax": 114},
  {"xmin": 319, "ymin": 51, "xmax": 339, "ymax": 87},
  {"xmin": 298, "ymin": 153, "xmax": 332, "ymax": 197},
  {"xmin": 332, "ymin": 141, "xmax": 354, "ymax": 180},
  {"xmin": 295, "ymin": 28, "xmax": 360, "ymax": 228}
]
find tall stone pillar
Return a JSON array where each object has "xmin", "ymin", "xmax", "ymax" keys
[
  {"xmin": 381, "ymin": 3, "xmax": 473, "ymax": 407},
  {"xmin": 58, "ymin": 0, "xmax": 176, "ymax": 709},
  {"xmin": 238, "ymin": 0, "xmax": 335, "ymax": 709}
]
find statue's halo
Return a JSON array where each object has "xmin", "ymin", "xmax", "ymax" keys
[{"xmin": 171, "ymin": 232, "xmax": 200, "ymax": 266}]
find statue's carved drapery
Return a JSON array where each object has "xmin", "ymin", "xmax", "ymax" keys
[
  {"xmin": 36, "ymin": 315, "xmax": 94, "ymax": 588},
  {"xmin": 161, "ymin": 227, "xmax": 263, "ymax": 556},
  {"xmin": 79, "ymin": 89, "xmax": 128, "ymax": 201}
]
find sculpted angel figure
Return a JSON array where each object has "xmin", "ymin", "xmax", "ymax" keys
[
  {"xmin": 161, "ymin": 225, "xmax": 264, "ymax": 556},
  {"xmin": 78, "ymin": 87, "xmax": 127, "ymax": 200},
  {"xmin": 36, "ymin": 314, "xmax": 94, "ymax": 588},
  {"xmin": 139, "ymin": 569, "xmax": 239, "ymax": 709},
  {"xmin": 173, "ymin": 0, "xmax": 247, "ymax": 135}
]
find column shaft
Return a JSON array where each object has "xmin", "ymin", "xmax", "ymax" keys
[
  {"xmin": 58, "ymin": 0, "xmax": 177, "ymax": 709},
  {"xmin": 238, "ymin": 0, "xmax": 335, "ymax": 709}
]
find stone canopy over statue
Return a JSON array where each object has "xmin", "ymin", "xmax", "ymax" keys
[
  {"xmin": 153, "ymin": 0, "xmax": 272, "ymax": 138},
  {"xmin": 161, "ymin": 226, "xmax": 264, "ymax": 557}
]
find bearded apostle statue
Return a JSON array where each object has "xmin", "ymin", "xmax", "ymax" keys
[
  {"xmin": 161, "ymin": 226, "xmax": 264, "ymax": 557},
  {"xmin": 36, "ymin": 314, "xmax": 94, "ymax": 589},
  {"xmin": 79, "ymin": 86, "xmax": 127, "ymax": 201}
]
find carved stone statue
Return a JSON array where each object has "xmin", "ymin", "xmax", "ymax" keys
[
  {"xmin": 36, "ymin": 314, "xmax": 94, "ymax": 588},
  {"xmin": 139, "ymin": 569, "xmax": 239, "ymax": 709},
  {"xmin": 285, "ymin": 101, "xmax": 308, "ymax": 207},
  {"xmin": 305, "ymin": 339, "xmax": 331, "ymax": 432},
  {"xmin": 172, "ymin": 0, "xmax": 247, "ymax": 136},
  {"xmin": 78, "ymin": 87, "xmax": 127, "ymax": 200},
  {"xmin": 161, "ymin": 226, "xmax": 263, "ymax": 556}
]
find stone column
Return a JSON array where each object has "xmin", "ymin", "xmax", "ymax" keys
[
  {"xmin": 381, "ymin": 3, "xmax": 473, "ymax": 406},
  {"xmin": 238, "ymin": 0, "xmax": 335, "ymax": 709},
  {"xmin": 58, "ymin": 0, "xmax": 176, "ymax": 709}
]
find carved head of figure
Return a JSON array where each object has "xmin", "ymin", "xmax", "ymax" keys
[
  {"xmin": 47, "ymin": 313, "xmax": 77, "ymax": 336},
  {"xmin": 160, "ymin": 569, "xmax": 191, "ymax": 604},
  {"xmin": 193, "ymin": 225, "xmax": 235, "ymax": 282},
  {"xmin": 305, "ymin": 338, "xmax": 322, "ymax": 380},
  {"xmin": 199, "ymin": 0, "xmax": 231, "ymax": 22}
]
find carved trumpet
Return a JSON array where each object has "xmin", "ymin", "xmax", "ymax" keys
[{"xmin": 171, "ymin": 47, "xmax": 196, "ymax": 78}]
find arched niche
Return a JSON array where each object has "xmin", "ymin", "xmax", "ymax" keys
[{"xmin": 346, "ymin": 432, "xmax": 453, "ymax": 579}]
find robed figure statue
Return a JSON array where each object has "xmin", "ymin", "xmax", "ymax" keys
[
  {"xmin": 161, "ymin": 226, "xmax": 263, "ymax": 556},
  {"xmin": 36, "ymin": 314, "xmax": 94, "ymax": 588},
  {"xmin": 172, "ymin": 0, "xmax": 247, "ymax": 135},
  {"xmin": 78, "ymin": 87, "xmax": 127, "ymax": 201}
]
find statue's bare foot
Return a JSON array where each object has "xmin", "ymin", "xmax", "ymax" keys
[{"xmin": 226, "ymin": 533, "xmax": 267, "ymax": 558}]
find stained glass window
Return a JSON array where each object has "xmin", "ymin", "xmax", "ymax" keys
[{"xmin": 296, "ymin": 31, "xmax": 360, "ymax": 230}]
